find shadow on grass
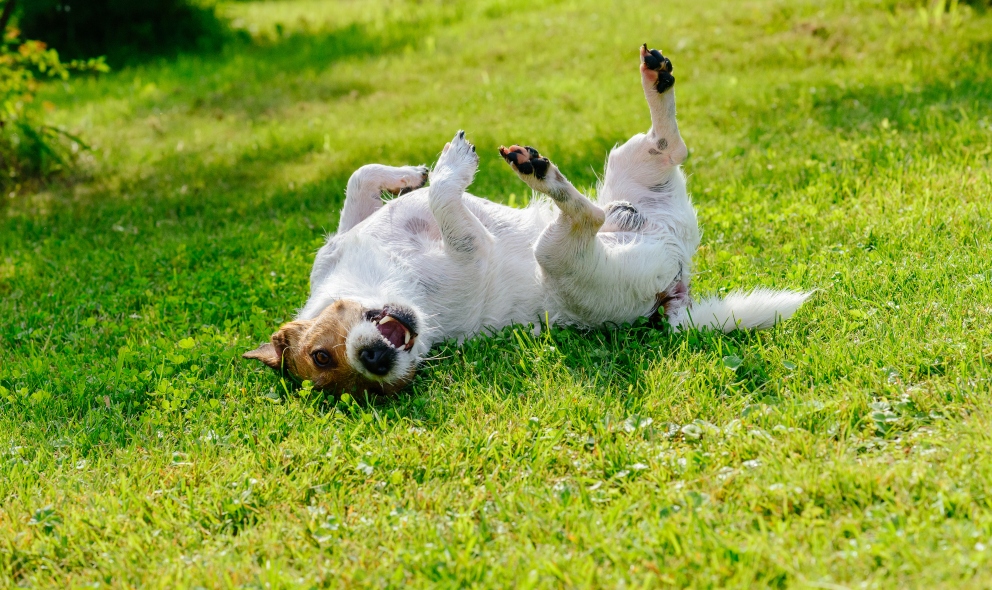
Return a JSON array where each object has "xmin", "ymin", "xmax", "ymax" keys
[
  {"xmin": 328, "ymin": 318, "xmax": 785, "ymax": 427},
  {"xmin": 20, "ymin": 0, "xmax": 230, "ymax": 67},
  {"xmin": 177, "ymin": 21, "xmax": 426, "ymax": 118},
  {"xmin": 46, "ymin": 9, "xmax": 458, "ymax": 122}
]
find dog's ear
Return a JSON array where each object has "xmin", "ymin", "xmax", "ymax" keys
[
  {"xmin": 243, "ymin": 321, "xmax": 310, "ymax": 369},
  {"xmin": 243, "ymin": 342, "xmax": 282, "ymax": 368}
]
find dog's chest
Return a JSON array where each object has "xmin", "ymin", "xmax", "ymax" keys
[
  {"xmin": 312, "ymin": 192, "xmax": 552, "ymax": 340},
  {"xmin": 368, "ymin": 191, "xmax": 540, "ymax": 246}
]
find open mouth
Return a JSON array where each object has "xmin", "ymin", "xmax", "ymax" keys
[{"xmin": 367, "ymin": 307, "xmax": 417, "ymax": 351}]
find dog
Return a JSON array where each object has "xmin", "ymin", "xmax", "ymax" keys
[{"xmin": 244, "ymin": 44, "xmax": 811, "ymax": 394}]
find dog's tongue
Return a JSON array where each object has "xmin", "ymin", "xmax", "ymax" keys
[{"xmin": 376, "ymin": 317, "xmax": 408, "ymax": 348}]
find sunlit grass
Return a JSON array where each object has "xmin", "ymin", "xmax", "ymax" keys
[{"xmin": 2, "ymin": 0, "xmax": 992, "ymax": 587}]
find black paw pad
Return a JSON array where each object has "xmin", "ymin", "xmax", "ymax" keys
[
  {"xmin": 499, "ymin": 145, "xmax": 551, "ymax": 180},
  {"xmin": 642, "ymin": 44, "xmax": 675, "ymax": 93}
]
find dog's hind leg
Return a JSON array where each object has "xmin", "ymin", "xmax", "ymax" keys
[
  {"xmin": 428, "ymin": 131, "xmax": 494, "ymax": 259},
  {"xmin": 600, "ymin": 45, "xmax": 688, "ymax": 204},
  {"xmin": 338, "ymin": 164, "xmax": 429, "ymax": 233}
]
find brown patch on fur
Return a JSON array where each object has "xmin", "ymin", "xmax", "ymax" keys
[
  {"xmin": 243, "ymin": 342, "xmax": 281, "ymax": 367},
  {"xmin": 655, "ymin": 290, "xmax": 675, "ymax": 313},
  {"xmin": 243, "ymin": 299, "xmax": 415, "ymax": 395},
  {"xmin": 648, "ymin": 291, "xmax": 677, "ymax": 328}
]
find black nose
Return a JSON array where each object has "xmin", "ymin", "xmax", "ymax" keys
[{"xmin": 358, "ymin": 343, "xmax": 396, "ymax": 376}]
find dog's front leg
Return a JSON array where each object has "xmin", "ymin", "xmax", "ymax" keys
[
  {"xmin": 499, "ymin": 143, "xmax": 683, "ymax": 324},
  {"xmin": 428, "ymin": 131, "xmax": 494, "ymax": 258},
  {"xmin": 498, "ymin": 145, "xmax": 610, "ymax": 305},
  {"xmin": 498, "ymin": 145, "xmax": 605, "ymax": 235},
  {"xmin": 338, "ymin": 164, "xmax": 429, "ymax": 233}
]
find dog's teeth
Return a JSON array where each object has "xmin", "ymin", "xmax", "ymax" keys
[
  {"xmin": 404, "ymin": 331, "xmax": 411, "ymax": 345},
  {"xmin": 379, "ymin": 316, "xmax": 396, "ymax": 325}
]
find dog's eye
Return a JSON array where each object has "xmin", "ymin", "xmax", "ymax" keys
[{"xmin": 311, "ymin": 350, "xmax": 333, "ymax": 368}]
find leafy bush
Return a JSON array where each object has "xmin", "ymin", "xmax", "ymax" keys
[
  {"xmin": 18, "ymin": 0, "xmax": 226, "ymax": 66},
  {"xmin": 0, "ymin": 31, "xmax": 107, "ymax": 191}
]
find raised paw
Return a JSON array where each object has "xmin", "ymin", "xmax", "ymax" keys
[
  {"xmin": 640, "ymin": 44, "xmax": 675, "ymax": 93},
  {"xmin": 431, "ymin": 130, "xmax": 479, "ymax": 187},
  {"xmin": 393, "ymin": 165, "xmax": 430, "ymax": 195},
  {"xmin": 498, "ymin": 145, "xmax": 551, "ymax": 180}
]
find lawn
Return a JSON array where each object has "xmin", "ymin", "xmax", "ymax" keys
[{"xmin": 2, "ymin": 0, "xmax": 992, "ymax": 587}]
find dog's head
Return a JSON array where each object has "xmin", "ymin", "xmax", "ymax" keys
[{"xmin": 243, "ymin": 299, "xmax": 422, "ymax": 395}]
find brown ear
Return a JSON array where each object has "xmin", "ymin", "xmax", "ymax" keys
[
  {"xmin": 243, "ymin": 321, "xmax": 312, "ymax": 370},
  {"xmin": 243, "ymin": 342, "xmax": 283, "ymax": 369}
]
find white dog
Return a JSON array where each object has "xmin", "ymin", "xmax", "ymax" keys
[{"xmin": 245, "ymin": 45, "xmax": 810, "ymax": 394}]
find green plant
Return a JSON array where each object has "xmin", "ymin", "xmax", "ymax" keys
[{"xmin": 0, "ymin": 31, "xmax": 107, "ymax": 191}]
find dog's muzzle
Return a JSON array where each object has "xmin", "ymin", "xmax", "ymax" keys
[
  {"xmin": 365, "ymin": 306, "xmax": 418, "ymax": 351},
  {"xmin": 358, "ymin": 341, "xmax": 397, "ymax": 376}
]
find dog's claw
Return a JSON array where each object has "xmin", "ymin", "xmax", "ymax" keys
[{"xmin": 431, "ymin": 131, "xmax": 479, "ymax": 186}]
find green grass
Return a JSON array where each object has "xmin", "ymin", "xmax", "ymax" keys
[{"xmin": 3, "ymin": 0, "xmax": 992, "ymax": 586}]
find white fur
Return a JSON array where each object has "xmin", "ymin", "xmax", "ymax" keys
[
  {"xmin": 345, "ymin": 321, "xmax": 420, "ymax": 385},
  {"xmin": 674, "ymin": 289, "xmax": 813, "ymax": 331},
  {"xmin": 296, "ymin": 51, "xmax": 810, "ymax": 381}
]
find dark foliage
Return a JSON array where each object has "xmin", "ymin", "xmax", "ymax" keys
[
  {"xmin": 18, "ymin": 0, "xmax": 227, "ymax": 66},
  {"xmin": 0, "ymin": 34, "xmax": 107, "ymax": 191}
]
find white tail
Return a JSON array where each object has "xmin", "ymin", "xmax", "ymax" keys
[{"xmin": 676, "ymin": 289, "xmax": 812, "ymax": 332}]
